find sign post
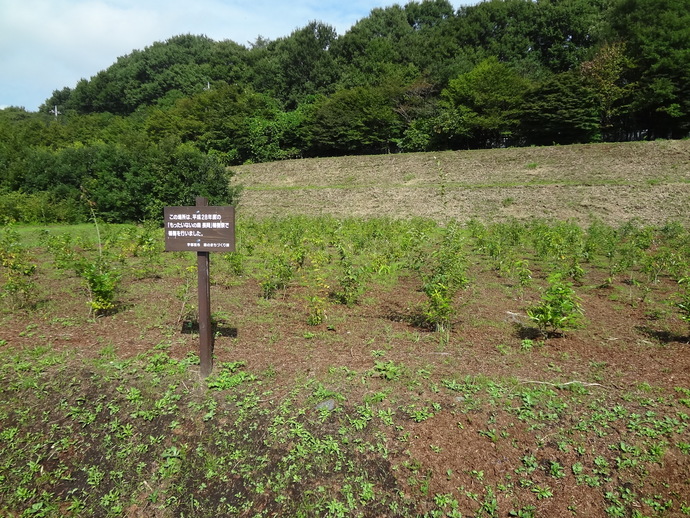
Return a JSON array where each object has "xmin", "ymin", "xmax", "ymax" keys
[
  {"xmin": 195, "ymin": 197, "xmax": 213, "ymax": 377},
  {"xmin": 164, "ymin": 198, "xmax": 235, "ymax": 377}
]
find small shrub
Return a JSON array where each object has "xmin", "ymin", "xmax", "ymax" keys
[
  {"xmin": 82, "ymin": 259, "xmax": 121, "ymax": 316},
  {"xmin": 676, "ymin": 277, "xmax": 690, "ymax": 330},
  {"xmin": 41, "ymin": 232, "xmax": 79, "ymax": 271},
  {"xmin": 527, "ymin": 273, "xmax": 583, "ymax": 336},
  {"xmin": 421, "ymin": 224, "xmax": 469, "ymax": 332},
  {"xmin": 307, "ymin": 295, "xmax": 327, "ymax": 325},
  {"xmin": 130, "ymin": 223, "xmax": 163, "ymax": 278},
  {"xmin": 223, "ymin": 251, "xmax": 245, "ymax": 276},
  {"xmin": 0, "ymin": 225, "xmax": 38, "ymax": 309},
  {"xmin": 512, "ymin": 259, "xmax": 532, "ymax": 297},
  {"xmin": 260, "ymin": 254, "xmax": 293, "ymax": 299},
  {"xmin": 334, "ymin": 261, "xmax": 367, "ymax": 306}
]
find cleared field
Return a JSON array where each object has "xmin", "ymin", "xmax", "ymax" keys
[{"xmin": 233, "ymin": 140, "xmax": 690, "ymax": 225}]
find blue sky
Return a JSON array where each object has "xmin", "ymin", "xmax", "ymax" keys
[{"xmin": 1, "ymin": 0, "xmax": 474, "ymax": 112}]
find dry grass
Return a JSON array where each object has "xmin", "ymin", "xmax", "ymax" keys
[{"xmin": 232, "ymin": 140, "xmax": 690, "ymax": 225}]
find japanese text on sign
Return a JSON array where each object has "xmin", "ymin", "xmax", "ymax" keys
[{"xmin": 164, "ymin": 206, "xmax": 235, "ymax": 252}]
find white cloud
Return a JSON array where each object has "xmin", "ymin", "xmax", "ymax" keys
[{"xmin": 0, "ymin": 0, "xmax": 474, "ymax": 111}]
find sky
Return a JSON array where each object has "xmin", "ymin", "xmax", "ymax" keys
[{"xmin": 1, "ymin": 0, "xmax": 474, "ymax": 112}]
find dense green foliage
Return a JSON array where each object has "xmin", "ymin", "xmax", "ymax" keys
[{"xmin": 1, "ymin": 0, "xmax": 689, "ymax": 223}]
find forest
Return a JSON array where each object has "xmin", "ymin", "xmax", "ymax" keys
[{"xmin": 0, "ymin": 0, "xmax": 688, "ymax": 223}]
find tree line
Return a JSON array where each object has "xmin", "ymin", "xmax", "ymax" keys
[{"xmin": 1, "ymin": 0, "xmax": 688, "ymax": 223}]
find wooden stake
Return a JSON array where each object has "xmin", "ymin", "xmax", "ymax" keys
[{"xmin": 196, "ymin": 197, "xmax": 213, "ymax": 377}]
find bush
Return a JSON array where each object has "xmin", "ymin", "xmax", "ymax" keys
[
  {"xmin": 527, "ymin": 273, "xmax": 583, "ymax": 336},
  {"xmin": 421, "ymin": 223, "xmax": 469, "ymax": 332},
  {"xmin": 81, "ymin": 259, "xmax": 121, "ymax": 316},
  {"xmin": 0, "ymin": 225, "xmax": 38, "ymax": 309},
  {"xmin": 0, "ymin": 191, "xmax": 85, "ymax": 224}
]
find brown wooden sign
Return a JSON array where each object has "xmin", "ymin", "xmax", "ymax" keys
[
  {"xmin": 164, "ymin": 198, "xmax": 236, "ymax": 377},
  {"xmin": 164, "ymin": 205, "xmax": 235, "ymax": 252}
]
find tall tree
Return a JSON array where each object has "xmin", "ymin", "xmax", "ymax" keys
[
  {"xmin": 405, "ymin": 0, "xmax": 454, "ymax": 31},
  {"xmin": 145, "ymin": 82, "xmax": 276, "ymax": 164},
  {"xmin": 333, "ymin": 5, "xmax": 415, "ymax": 88},
  {"xmin": 262, "ymin": 21, "xmax": 340, "ymax": 108},
  {"xmin": 305, "ymin": 85, "xmax": 403, "ymax": 156},
  {"xmin": 530, "ymin": 0, "xmax": 609, "ymax": 72},
  {"xmin": 580, "ymin": 41, "xmax": 635, "ymax": 141},
  {"xmin": 520, "ymin": 71, "xmax": 601, "ymax": 145},
  {"xmin": 606, "ymin": 0, "xmax": 690, "ymax": 138},
  {"xmin": 65, "ymin": 35, "xmax": 248, "ymax": 115},
  {"xmin": 440, "ymin": 57, "xmax": 531, "ymax": 148}
]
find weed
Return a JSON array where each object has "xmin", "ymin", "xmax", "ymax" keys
[
  {"xmin": 520, "ymin": 338, "xmax": 543, "ymax": 351},
  {"xmin": 509, "ymin": 505, "xmax": 536, "ymax": 517},
  {"xmin": 406, "ymin": 404, "xmax": 436, "ymax": 422},
  {"xmin": 372, "ymin": 360, "xmax": 402, "ymax": 381},
  {"xmin": 478, "ymin": 428, "xmax": 498, "ymax": 442},
  {"xmin": 207, "ymin": 361, "xmax": 254, "ymax": 390},
  {"xmin": 531, "ymin": 485, "xmax": 553, "ymax": 499},
  {"xmin": 549, "ymin": 460, "xmax": 566, "ymax": 478}
]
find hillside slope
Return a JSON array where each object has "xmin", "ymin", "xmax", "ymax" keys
[{"xmin": 232, "ymin": 140, "xmax": 690, "ymax": 225}]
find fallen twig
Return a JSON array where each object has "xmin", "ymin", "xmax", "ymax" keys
[{"xmin": 517, "ymin": 379, "xmax": 604, "ymax": 388}]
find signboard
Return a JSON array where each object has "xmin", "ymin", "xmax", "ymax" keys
[
  {"xmin": 164, "ymin": 205, "xmax": 235, "ymax": 252},
  {"xmin": 164, "ymin": 198, "xmax": 237, "ymax": 377}
]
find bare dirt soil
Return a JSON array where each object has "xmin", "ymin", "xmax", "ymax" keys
[{"xmin": 233, "ymin": 140, "xmax": 690, "ymax": 226}]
